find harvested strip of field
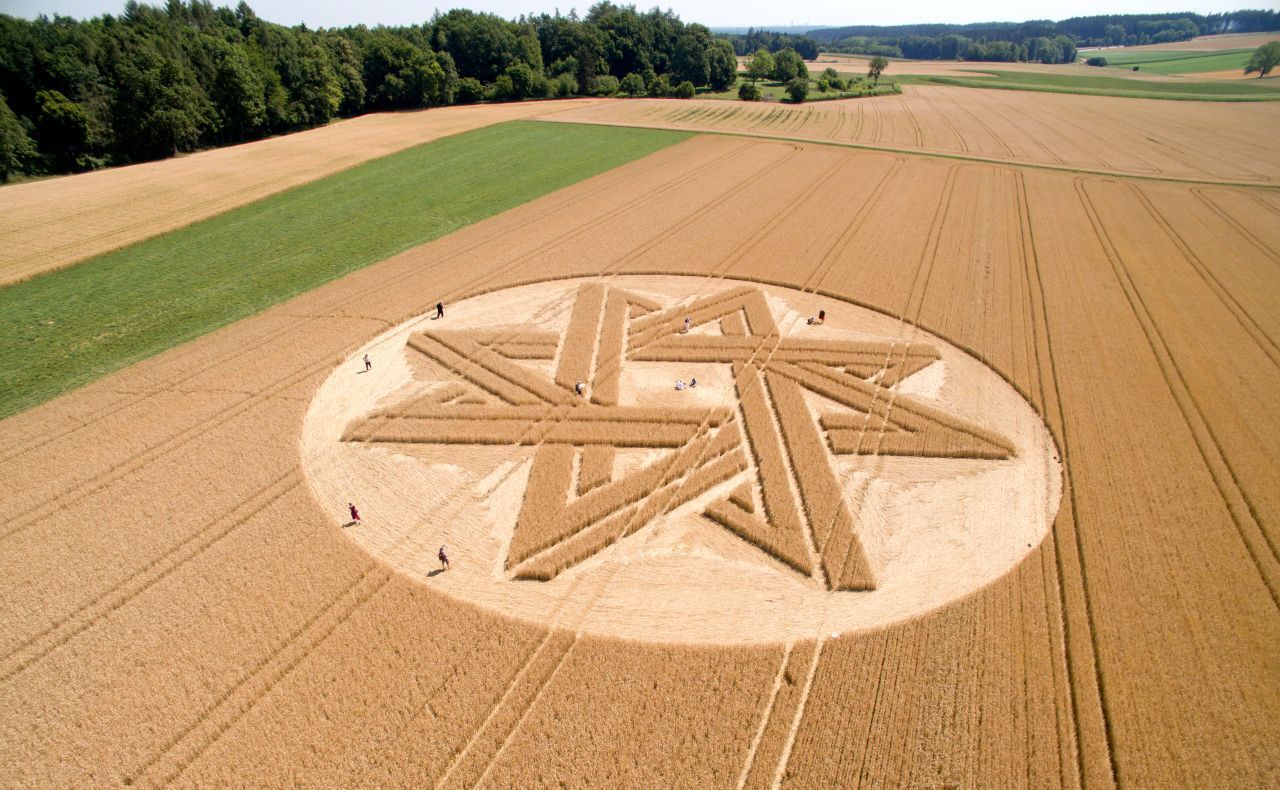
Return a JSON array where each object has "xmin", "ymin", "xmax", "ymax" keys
[
  {"xmin": 0, "ymin": 101, "xmax": 598, "ymax": 287},
  {"xmin": 541, "ymin": 89, "xmax": 1280, "ymax": 183},
  {"xmin": 0, "ymin": 121, "xmax": 689, "ymax": 418}
]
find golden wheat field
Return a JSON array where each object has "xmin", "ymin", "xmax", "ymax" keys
[
  {"xmin": 0, "ymin": 100, "xmax": 599, "ymax": 287},
  {"xmin": 543, "ymin": 89, "xmax": 1280, "ymax": 185},
  {"xmin": 1, "ymin": 93, "xmax": 1278, "ymax": 788}
]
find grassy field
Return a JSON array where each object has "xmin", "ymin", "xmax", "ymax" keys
[
  {"xmin": 898, "ymin": 69, "xmax": 1280, "ymax": 100},
  {"xmin": 0, "ymin": 120, "xmax": 688, "ymax": 417},
  {"xmin": 1090, "ymin": 48, "xmax": 1257, "ymax": 74}
]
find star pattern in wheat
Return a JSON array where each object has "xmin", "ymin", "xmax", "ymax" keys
[{"xmin": 343, "ymin": 284, "xmax": 1014, "ymax": 590}]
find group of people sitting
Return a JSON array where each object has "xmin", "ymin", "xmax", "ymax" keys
[{"xmin": 675, "ymin": 378, "xmax": 698, "ymax": 390}]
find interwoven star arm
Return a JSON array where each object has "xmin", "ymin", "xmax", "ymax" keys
[{"xmin": 343, "ymin": 284, "xmax": 1014, "ymax": 590}]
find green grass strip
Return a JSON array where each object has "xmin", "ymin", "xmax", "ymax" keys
[
  {"xmin": 1092, "ymin": 48, "xmax": 1252, "ymax": 67},
  {"xmin": 0, "ymin": 120, "xmax": 689, "ymax": 417}
]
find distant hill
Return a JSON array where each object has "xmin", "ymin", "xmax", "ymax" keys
[{"xmin": 711, "ymin": 26, "xmax": 822, "ymax": 35}]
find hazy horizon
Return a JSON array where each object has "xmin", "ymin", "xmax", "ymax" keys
[{"xmin": 0, "ymin": 0, "xmax": 1262, "ymax": 31}]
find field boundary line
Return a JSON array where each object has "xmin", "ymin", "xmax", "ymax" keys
[
  {"xmin": 0, "ymin": 468, "xmax": 302, "ymax": 682},
  {"xmin": 0, "ymin": 111, "xmax": 603, "ymax": 282},
  {"xmin": 1075, "ymin": 178, "xmax": 1280, "ymax": 599},
  {"xmin": 541, "ymin": 118, "xmax": 1280, "ymax": 191},
  {"xmin": 1129, "ymin": 183, "xmax": 1280, "ymax": 366},
  {"xmin": 1017, "ymin": 171, "xmax": 1119, "ymax": 788}
]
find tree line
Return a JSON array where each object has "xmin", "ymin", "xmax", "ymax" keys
[
  {"xmin": 809, "ymin": 10, "xmax": 1279, "ymax": 61},
  {"xmin": 720, "ymin": 29, "xmax": 819, "ymax": 59},
  {"xmin": 0, "ymin": 0, "xmax": 742, "ymax": 181}
]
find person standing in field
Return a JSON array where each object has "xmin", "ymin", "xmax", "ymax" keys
[
  {"xmin": 348, "ymin": 502, "xmax": 361, "ymax": 522},
  {"xmin": 681, "ymin": 316, "xmax": 692, "ymax": 334},
  {"xmin": 363, "ymin": 354, "xmax": 372, "ymax": 372},
  {"xmin": 436, "ymin": 302, "xmax": 445, "ymax": 319},
  {"xmin": 575, "ymin": 380, "xmax": 585, "ymax": 396},
  {"xmin": 438, "ymin": 545, "xmax": 450, "ymax": 571}
]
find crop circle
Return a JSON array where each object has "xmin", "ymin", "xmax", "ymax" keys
[{"xmin": 303, "ymin": 275, "xmax": 1062, "ymax": 644}]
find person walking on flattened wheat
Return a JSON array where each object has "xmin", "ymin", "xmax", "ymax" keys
[
  {"xmin": 438, "ymin": 544, "xmax": 450, "ymax": 571},
  {"xmin": 363, "ymin": 354, "xmax": 372, "ymax": 372},
  {"xmin": 348, "ymin": 502, "xmax": 361, "ymax": 523},
  {"xmin": 436, "ymin": 301, "xmax": 445, "ymax": 319}
]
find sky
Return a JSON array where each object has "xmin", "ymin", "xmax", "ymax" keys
[{"xmin": 0, "ymin": 0, "xmax": 1260, "ymax": 29}]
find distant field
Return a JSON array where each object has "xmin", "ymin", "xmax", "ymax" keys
[
  {"xmin": 0, "ymin": 121, "xmax": 688, "ymax": 417},
  {"xmin": 1082, "ymin": 31, "xmax": 1280, "ymax": 52},
  {"xmin": 1093, "ymin": 48, "xmax": 1256, "ymax": 74},
  {"xmin": 899, "ymin": 69, "xmax": 1280, "ymax": 100},
  {"xmin": 544, "ymin": 92, "xmax": 1280, "ymax": 183}
]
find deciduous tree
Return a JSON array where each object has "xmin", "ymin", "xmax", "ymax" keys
[
  {"xmin": 748, "ymin": 49, "xmax": 774, "ymax": 83},
  {"xmin": 772, "ymin": 48, "xmax": 805, "ymax": 81},
  {"xmin": 0, "ymin": 90, "xmax": 35, "ymax": 181},
  {"xmin": 1245, "ymin": 41, "xmax": 1280, "ymax": 78},
  {"xmin": 707, "ymin": 39, "xmax": 737, "ymax": 90},
  {"xmin": 867, "ymin": 55, "xmax": 888, "ymax": 85},
  {"xmin": 619, "ymin": 71, "xmax": 645, "ymax": 96},
  {"xmin": 785, "ymin": 76, "xmax": 808, "ymax": 102}
]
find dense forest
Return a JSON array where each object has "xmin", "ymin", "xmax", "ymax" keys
[
  {"xmin": 0, "ymin": 0, "xmax": 741, "ymax": 181},
  {"xmin": 810, "ymin": 10, "xmax": 1279, "ymax": 61}
]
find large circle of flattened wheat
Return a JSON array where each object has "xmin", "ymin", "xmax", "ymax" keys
[{"xmin": 302, "ymin": 276, "xmax": 1061, "ymax": 645}]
